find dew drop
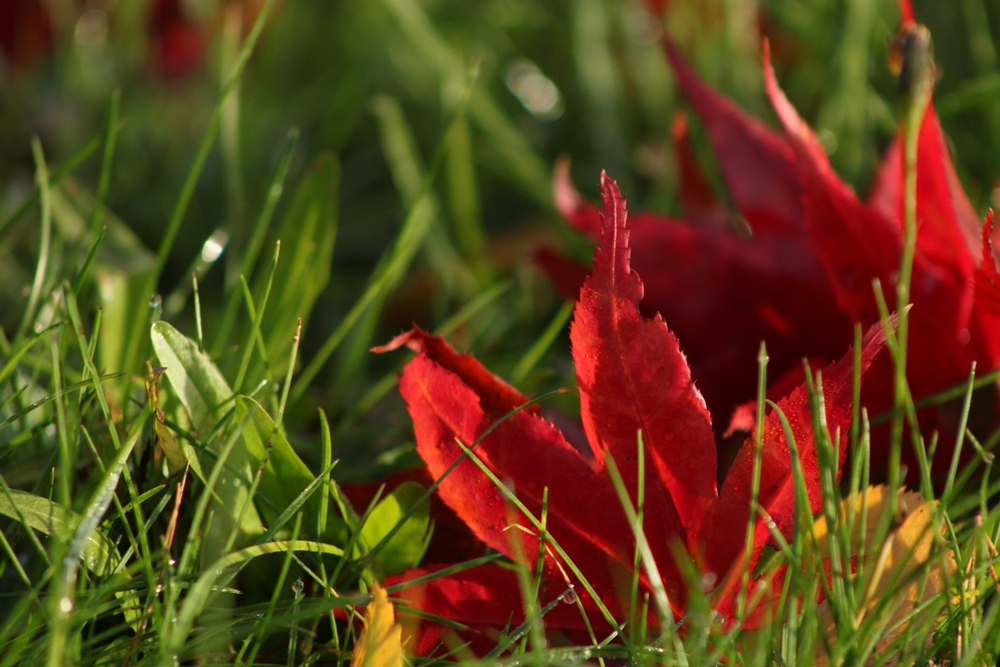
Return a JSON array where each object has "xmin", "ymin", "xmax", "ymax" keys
[
  {"xmin": 561, "ymin": 588, "xmax": 578, "ymax": 605},
  {"xmin": 149, "ymin": 293, "xmax": 162, "ymax": 309},
  {"xmin": 59, "ymin": 596, "xmax": 74, "ymax": 614},
  {"xmin": 292, "ymin": 578, "xmax": 304, "ymax": 595},
  {"xmin": 701, "ymin": 571, "xmax": 717, "ymax": 591}
]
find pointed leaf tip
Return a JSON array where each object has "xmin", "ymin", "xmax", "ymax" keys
[
  {"xmin": 572, "ymin": 173, "xmax": 718, "ymax": 548},
  {"xmin": 352, "ymin": 584, "xmax": 404, "ymax": 667},
  {"xmin": 553, "ymin": 158, "xmax": 602, "ymax": 241},
  {"xmin": 899, "ymin": 0, "xmax": 915, "ymax": 24}
]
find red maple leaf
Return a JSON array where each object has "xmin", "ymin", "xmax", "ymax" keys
[
  {"xmin": 376, "ymin": 175, "xmax": 887, "ymax": 656},
  {"xmin": 547, "ymin": 1, "xmax": 999, "ymax": 479}
]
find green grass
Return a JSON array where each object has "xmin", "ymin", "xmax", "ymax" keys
[{"xmin": 3, "ymin": 0, "xmax": 1000, "ymax": 664}]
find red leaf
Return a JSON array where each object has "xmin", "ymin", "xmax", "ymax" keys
[
  {"xmin": 379, "ymin": 173, "xmax": 887, "ymax": 651},
  {"xmin": 554, "ymin": 165, "xmax": 853, "ymax": 428},
  {"xmin": 672, "ymin": 111, "xmax": 729, "ymax": 228},
  {"xmin": 665, "ymin": 41, "xmax": 802, "ymax": 236},
  {"xmin": 761, "ymin": 43, "xmax": 986, "ymax": 476},
  {"xmin": 386, "ymin": 564, "xmax": 606, "ymax": 657},
  {"xmin": 532, "ymin": 245, "xmax": 590, "ymax": 303},
  {"xmin": 975, "ymin": 211, "xmax": 1000, "ymax": 315},
  {"xmin": 571, "ymin": 173, "xmax": 718, "ymax": 548},
  {"xmin": 703, "ymin": 321, "xmax": 888, "ymax": 579},
  {"xmin": 898, "ymin": 0, "xmax": 915, "ymax": 25},
  {"xmin": 387, "ymin": 328, "xmax": 664, "ymax": 613},
  {"xmin": 761, "ymin": 44, "xmax": 902, "ymax": 324},
  {"xmin": 374, "ymin": 329, "xmax": 535, "ymax": 418},
  {"xmin": 554, "ymin": 157, "xmax": 603, "ymax": 243}
]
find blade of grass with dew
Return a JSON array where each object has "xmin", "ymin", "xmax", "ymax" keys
[
  {"xmin": 0, "ymin": 373, "xmax": 121, "ymax": 434},
  {"xmin": 890, "ymin": 24, "xmax": 934, "ymax": 523},
  {"xmin": 158, "ymin": 406, "xmax": 257, "ymax": 659},
  {"xmin": 738, "ymin": 342, "xmax": 769, "ymax": 621},
  {"xmin": 243, "ymin": 514, "xmax": 303, "ymax": 667},
  {"xmin": 290, "ymin": 66, "xmax": 479, "ymax": 403},
  {"xmin": 151, "ymin": 320, "xmax": 265, "ymax": 546},
  {"xmin": 204, "ymin": 458, "xmax": 342, "ymax": 627},
  {"xmin": 944, "ymin": 364, "xmax": 978, "ymax": 504},
  {"xmin": 48, "ymin": 335, "xmax": 71, "ymax": 510},
  {"xmin": 162, "ymin": 539, "xmax": 345, "ymax": 666},
  {"xmin": 44, "ymin": 430, "xmax": 139, "ymax": 667},
  {"xmin": 0, "ymin": 488, "xmax": 118, "ymax": 574},
  {"xmin": 251, "ymin": 153, "xmax": 339, "ymax": 379},
  {"xmin": 234, "ymin": 241, "xmax": 280, "ymax": 394},
  {"xmin": 213, "ymin": 128, "xmax": 299, "ymax": 356},
  {"xmin": 121, "ymin": 0, "xmax": 280, "ymax": 382},
  {"xmin": 64, "ymin": 285, "xmax": 157, "ymax": 591}
]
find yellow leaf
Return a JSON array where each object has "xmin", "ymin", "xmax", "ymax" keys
[
  {"xmin": 812, "ymin": 486, "xmax": 955, "ymax": 665},
  {"xmin": 352, "ymin": 584, "xmax": 404, "ymax": 667}
]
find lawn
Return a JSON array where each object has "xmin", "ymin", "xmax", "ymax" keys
[{"xmin": 2, "ymin": 0, "xmax": 1000, "ymax": 664}]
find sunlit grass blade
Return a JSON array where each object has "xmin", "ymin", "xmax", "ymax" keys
[
  {"xmin": 290, "ymin": 65, "xmax": 479, "ymax": 402},
  {"xmin": 45, "ymin": 430, "xmax": 140, "ymax": 667},
  {"xmin": 213, "ymin": 128, "xmax": 299, "ymax": 356},
  {"xmin": 16, "ymin": 139, "xmax": 54, "ymax": 344},
  {"xmin": 121, "ymin": 0, "xmax": 281, "ymax": 379}
]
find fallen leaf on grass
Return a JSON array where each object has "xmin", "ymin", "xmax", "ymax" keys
[
  {"xmin": 352, "ymin": 584, "xmax": 405, "ymax": 667},
  {"xmin": 377, "ymin": 173, "xmax": 889, "ymax": 653},
  {"xmin": 811, "ymin": 486, "xmax": 954, "ymax": 665}
]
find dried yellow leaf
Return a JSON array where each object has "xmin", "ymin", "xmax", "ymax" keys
[
  {"xmin": 351, "ymin": 584, "xmax": 404, "ymax": 667},
  {"xmin": 812, "ymin": 486, "xmax": 955, "ymax": 665}
]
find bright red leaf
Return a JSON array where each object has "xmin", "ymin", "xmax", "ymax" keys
[{"xmin": 378, "ymin": 175, "xmax": 886, "ymax": 654}]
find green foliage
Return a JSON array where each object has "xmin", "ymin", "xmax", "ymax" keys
[{"xmin": 2, "ymin": 0, "xmax": 1000, "ymax": 665}]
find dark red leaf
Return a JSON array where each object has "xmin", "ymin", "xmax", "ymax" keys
[
  {"xmin": 554, "ymin": 163, "xmax": 853, "ymax": 428},
  {"xmin": 665, "ymin": 41, "xmax": 802, "ymax": 236},
  {"xmin": 703, "ymin": 321, "xmax": 888, "ymax": 580},
  {"xmin": 386, "ymin": 564, "xmax": 607, "ymax": 657},
  {"xmin": 554, "ymin": 157, "xmax": 603, "ymax": 243},
  {"xmin": 533, "ymin": 245, "xmax": 590, "ymax": 303},
  {"xmin": 672, "ymin": 111, "xmax": 729, "ymax": 228}
]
